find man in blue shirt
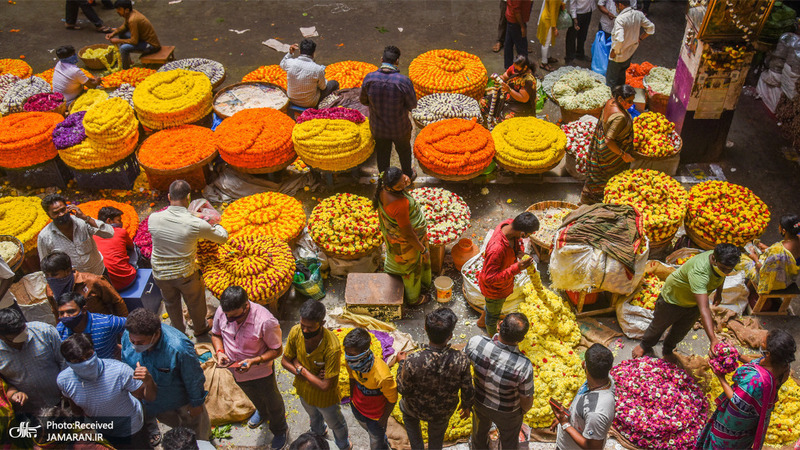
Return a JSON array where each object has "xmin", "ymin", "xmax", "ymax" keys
[
  {"xmin": 121, "ymin": 308, "xmax": 209, "ymax": 445},
  {"xmin": 360, "ymin": 45, "xmax": 418, "ymax": 178},
  {"xmin": 56, "ymin": 292, "xmax": 126, "ymax": 359}
]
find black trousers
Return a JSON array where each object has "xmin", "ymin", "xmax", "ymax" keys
[
  {"xmin": 640, "ymin": 295, "xmax": 701, "ymax": 354},
  {"xmin": 497, "ymin": 0, "xmax": 508, "ymax": 44},
  {"xmin": 65, "ymin": 0, "xmax": 103, "ymax": 27},
  {"xmin": 565, "ymin": 11, "xmax": 593, "ymax": 61},
  {"xmin": 237, "ymin": 373, "xmax": 288, "ymax": 437},
  {"xmin": 375, "ymin": 134, "xmax": 413, "ymax": 178}
]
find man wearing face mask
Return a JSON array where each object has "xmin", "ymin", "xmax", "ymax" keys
[
  {"xmin": 121, "ymin": 308, "xmax": 209, "ymax": 446},
  {"xmin": 282, "ymin": 299, "xmax": 350, "ymax": 450},
  {"xmin": 211, "ymin": 286, "xmax": 288, "ymax": 450},
  {"xmin": 0, "ymin": 308, "xmax": 66, "ymax": 415},
  {"xmin": 57, "ymin": 333, "xmax": 156, "ymax": 449},
  {"xmin": 633, "ymin": 243, "xmax": 741, "ymax": 362},
  {"xmin": 52, "ymin": 45, "xmax": 103, "ymax": 105},
  {"xmin": 38, "ymin": 194, "xmax": 115, "ymax": 277},
  {"xmin": 56, "ymin": 292, "xmax": 126, "ymax": 360},
  {"xmin": 43, "ymin": 251, "xmax": 128, "ymax": 322}
]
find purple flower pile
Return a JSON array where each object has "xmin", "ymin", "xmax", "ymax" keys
[
  {"xmin": 611, "ymin": 357, "xmax": 708, "ymax": 449},
  {"xmin": 709, "ymin": 341, "xmax": 739, "ymax": 375},
  {"xmin": 296, "ymin": 107, "xmax": 365, "ymax": 124},
  {"xmin": 23, "ymin": 92, "xmax": 64, "ymax": 112},
  {"xmin": 51, "ymin": 111, "xmax": 87, "ymax": 149}
]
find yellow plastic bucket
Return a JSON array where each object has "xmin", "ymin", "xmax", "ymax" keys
[{"xmin": 434, "ymin": 276, "xmax": 453, "ymax": 303}]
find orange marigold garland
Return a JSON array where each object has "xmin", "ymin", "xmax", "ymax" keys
[
  {"xmin": 241, "ymin": 65, "xmax": 287, "ymax": 90},
  {"xmin": 0, "ymin": 59, "xmax": 32, "ymax": 79},
  {"xmin": 409, "ymin": 49, "xmax": 488, "ymax": 100},
  {"xmin": 0, "ymin": 112, "xmax": 62, "ymax": 169},
  {"xmin": 77, "ymin": 200, "xmax": 140, "ymax": 239},
  {"xmin": 220, "ymin": 192, "xmax": 306, "ymax": 242},
  {"xmin": 138, "ymin": 125, "xmax": 217, "ymax": 171},
  {"xmin": 215, "ymin": 108, "xmax": 296, "ymax": 171},
  {"xmin": 325, "ymin": 61, "xmax": 378, "ymax": 89},
  {"xmin": 414, "ymin": 118, "xmax": 494, "ymax": 176},
  {"xmin": 101, "ymin": 68, "xmax": 156, "ymax": 89}
]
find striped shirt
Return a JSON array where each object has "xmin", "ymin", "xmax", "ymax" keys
[
  {"xmin": 57, "ymin": 312, "xmax": 126, "ymax": 359},
  {"xmin": 57, "ymin": 358, "xmax": 144, "ymax": 437},
  {"xmin": 0, "ymin": 322, "xmax": 67, "ymax": 413},
  {"xmin": 280, "ymin": 53, "xmax": 327, "ymax": 107},
  {"xmin": 37, "ymin": 215, "xmax": 115, "ymax": 276},
  {"xmin": 465, "ymin": 335, "xmax": 534, "ymax": 412},
  {"xmin": 283, "ymin": 325, "xmax": 341, "ymax": 408}
]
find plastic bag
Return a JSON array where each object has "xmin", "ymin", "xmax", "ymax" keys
[
  {"xmin": 188, "ymin": 198, "xmax": 221, "ymax": 225},
  {"xmin": 535, "ymin": 83, "xmax": 546, "ymax": 114},
  {"xmin": 591, "ymin": 31, "xmax": 612, "ymax": 76},
  {"xmin": 549, "ymin": 238, "xmax": 650, "ymax": 295},
  {"xmin": 293, "ymin": 258, "xmax": 325, "ymax": 300},
  {"xmin": 557, "ymin": 9, "xmax": 572, "ymax": 30},
  {"xmin": 757, "ymin": 72, "xmax": 783, "ymax": 113},
  {"xmin": 781, "ymin": 63, "xmax": 799, "ymax": 100},
  {"xmin": 616, "ymin": 261, "xmax": 675, "ymax": 339}
]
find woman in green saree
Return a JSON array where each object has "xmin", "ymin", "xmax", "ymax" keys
[{"xmin": 373, "ymin": 167, "xmax": 431, "ymax": 305}]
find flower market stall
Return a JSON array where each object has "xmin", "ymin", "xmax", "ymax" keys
[
  {"xmin": 212, "ymin": 82, "xmax": 289, "ymax": 118},
  {"xmin": 137, "ymin": 125, "xmax": 218, "ymax": 191},
  {"xmin": 241, "ymin": 65, "xmax": 287, "ymax": 89},
  {"xmin": 411, "ymin": 93, "xmax": 482, "ymax": 128},
  {"xmin": 308, "ymin": 193, "xmax": 382, "ymax": 260},
  {"xmin": 133, "ymin": 69, "xmax": 213, "ymax": 131},
  {"xmin": 215, "ymin": 107, "xmax": 296, "ymax": 173},
  {"xmin": 409, "ymin": 187, "xmax": 471, "ymax": 273},
  {"xmin": 543, "ymin": 66, "xmax": 610, "ymax": 123},
  {"xmin": 413, "ymin": 118, "xmax": 494, "ymax": 180},
  {"xmin": 324, "ymin": 61, "xmax": 377, "ymax": 89},
  {"xmin": 158, "ymin": 58, "xmax": 226, "ymax": 90},
  {"xmin": 685, "ymin": 181, "xmax": 770, "ymax": 249},
  {"xmin": 291, "ymin": 108, "xmax": 374, "ymax": 173},
  {"xmin": 408, "ymin": 49, "xmax": 487, "ymax": 100},
  {"xmin": 492, "ymin": 116, "xmax": 566, "ymax": 174},
  {"xmin": 220, "ymin": 192, "xmax": 306, "ymax": 242}
]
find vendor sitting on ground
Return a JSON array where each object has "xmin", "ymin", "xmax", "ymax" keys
[
  {"xmin": 104, "ymin": 0, "xmax": 161, "ymax": 69},
  {"xmin": 481, "ymin": 54, "xmax": 538, "ymax": 123},
  {"xmin": 280, "ymin": 39, "xmax": 339, "ymax": 108},
  {"xmin": 742, "ymin": 214, "xmax": 800, "ymax": 295},
  {"xmin": 52, "ymin": 45, "xmax": 102, "ymax": 104},
  {"xmin": 632, "ymin": 243, "xmax": 741, "ymax": 362},
  {"xmin": 95, "ymin": 206, "xmax": 138, "ymax": 292}
]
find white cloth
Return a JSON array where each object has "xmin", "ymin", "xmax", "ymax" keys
[
  {"xmin": 597, "ymin": 0, "xmax": 636, "ymax": 34},
  {"xmin": 52, "ymin": 61, "xmax": 89, "ymax": 103},
  {"xmin": 0, "ymin": 257, "xmax": 15, "ymax": 309},
  {"xmin": 148, "ymin": 206, "xmax": 228, "ymax": 280},
  {"xmin": 37, "ymin": 216, "xmax": 114, "ymax": 276},
  {"xmin": 280, "ymin": 53, "xmax": 328, "ymax": 107},
  {"xmin": 569, "ymin": 0, "xmax": 596, "ymax": 17},
  {"xmin": 609, "ymin": 7, "xmax": 654, "ymax": 62}
]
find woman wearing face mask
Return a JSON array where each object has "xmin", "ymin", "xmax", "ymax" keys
[
  {"xmin": 697, "ymin": 329, "xmax": 797, "ymax": 449},
  {"xmin": 742, "ymin": 215, "xmax": 800, "ymax": 297},
  {"xmin": 373, "ymin": 167, "xmax": 432, "ymax": 306}
]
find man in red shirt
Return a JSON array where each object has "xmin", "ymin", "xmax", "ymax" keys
[
  {"xmin": 477, "ymin": 212, "xmax": 538, "ymax": 336},
  {"xmin": 504, "ymin": 0, "xmax": 533, "ymax": 69},
  {"xmin": 94, "ymin": 206, "xmax": 137, "ymax": 291}
]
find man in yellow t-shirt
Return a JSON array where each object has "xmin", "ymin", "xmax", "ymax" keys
[
  {"xmin": 281, "ymin": 300, "xmax": 350, "ymax": 450},
  {"xmin": 632, "ymin": 244, "xmax": 740, "ymax": 361}
]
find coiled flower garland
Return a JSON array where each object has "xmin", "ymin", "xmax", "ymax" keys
[
  {"xmin": 215, "ymin": 108, "xmax": 296, "ymax": 170},
  {"xmin": 409, "ymin": 49, "xmax": 487, "ymax": 100},
  {"xmin": 0, "ymin": 111, "xmax": 62, "ymax": 168},
  {"xmin": 241, "ymin": 65, "xmax": 287, "ymax": 89},
  {"xmin": 292, "ymin": 116, "xmax": 374, "ymax": 172},
  {"xmin": 220, "ymin": 192, "xmax": 306, "ymax": 242},
  {"xmin": 492, "ymin": 116, "xmax": 566, "ymax": 172},
  {"xmin": 138, "ymin": 125, "xmax": 217, "ymax": 171},
  {"xmin": 325, "ymin": 61, "xmax": 377, "ymax": 89},
  {"xmin": 0, "ymin": 196, "xmax": 51, "ymax": 249},
  {"xmin": 133, "ymin": 69, "xmax": 212, "ymax": 130},
  {"xmin": 413, "ymin": 118, "xmax": 494, "ymax": 176},
  {"xmin": 60, "ymin": 97, "xmax": 139, "ymax": 170},
  {"xmin": 78, "ymin": 200, "xmax": 139, "ymax": 238},
  {"xmin": 308, "ymin": 193, "xmax": 382, "ymax": 257}
]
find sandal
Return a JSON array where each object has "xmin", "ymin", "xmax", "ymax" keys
[
  {"xmin": 541, "ymin": 63, "xmax": 556, "ymax": 72},
  {"xmin": 492, "ymin": 42, "xmax": 502, "ymax": 53},
  {"xmin": 95, "ymin": 25, "xmax": 113, "ymax": 33},
  {"xmin": 148, "ymin": 433, "xmax": 162, "ymax": 448},
  {"xmin": 65, "ymin": 24, "xmax": 82, "ymax": 30}
]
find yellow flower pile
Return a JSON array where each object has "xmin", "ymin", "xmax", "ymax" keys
[
  {"xmin": 0, "ymin": 196, "xmax": 50, "ymax": 249},
  {"xmin": 633, "ymin": 112, "xmax": 679, "ymax": 158},
  {"xmin": 492, "ymin": 117, "xmax": 566, "ymax": 172},
  {"xmin": 629, "ymin": 273, "xmax": 663, "ymax": 310},
  {"xmin": 686, "ymin": 181, "xmax": 770, "ymax": 247},
  {"xmin": 331, "ymin": 327, "xmax": 385, "ymax": 398},
  {"xmin": 220, "ymin": 192, "xmax": 306, "ymax": 242},
  {"xmin": 308, "ymin": 193, "xmax": 382, "ymax": 257},
  {"xmin": 604, "ymin": 169, "xmax": 688, "ymax": 243},
  {"xmin": 60, "ymin": 98, "xmax": 139, "ymax": 170},
  {"xmin": 132, "ymin": 69, "xmax": 212, "ymax": 130},
  {"xmin": 199, "ymin": 235, "xmax": 294, "ymax": 306},
  {"xmin": 292, "ymin": 118, "xmax": 374, "ymax": 172},
  {"xmin": 408, "ymin": 49, "xmax": 488, "ymax": 100},
  {"xmin": 70, "ymin": 89, "xmax": 109, "ymax": 113},
  {"xmin": 325, "ymin": 61, "xmax": 377, "ymax": 89}
]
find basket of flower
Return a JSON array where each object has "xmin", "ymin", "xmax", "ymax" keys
[
  {"xmin": 308, "ymin": 193, "xmax": 382, "ymax": 260},
  {"xmin": 685, "ymin": 181, "xmax": 770, "ymax": 249},
  {"xmin": 409, "ymin": 49, "xmax": 488, "ymax": 100},
  {"xmin": 544, "ymin": 67, "xmax": 611, "ymax": 123},
  {"xmin": 241, "ymin": 65, "xmax": 287, "ymax": 90},
  {"xmin": 643, "ymin": 67, "xmax": 675, "ymax": 115},
  {"xmin": 0, "ymin": 235, "xmax": 24, "ymax": 272},
  {"xmin": 220, "ymin": 192, "xmax": 306, "ymax": 243},
  {"xmin": 158, "ymin": 58, "xmax": 226, "ymax": 90},
  {"xmin": 413, "ymin": 118, "xmax": 494, "ymax": 181},
  {"xmin": 79, "ymin": 45, "xmax": 119, "ymax": 71},
  {"xmin": 492, "ymin": 116, "xmax": 566, "ymax": 174},
  {"xmin": 0, "ymin": 196, "xmax": 51, "ymax": 251},
  {"xmin": 0, "ymin": 59, "xmax": 33, "ymax": 79},
  {"xmin": 215, "ymin": 108, "xmax": 296, "ymax": 174},
  {"xmin": 212, "ymin": 82, "xmax": 289, "ymax": 119},
  {"xmin": 325, "ymin": 61, "xmax": 378, "ymax": 89},
  {"xmin": 525, "ymin": 201, "xmax": 578, "ymax": 262},
  {"xmin": 0, "ymin": 76, "xmax": 51, "ymax": 116},
  {"xmin": 631, "ymin": 112, "xmax": 682, "ymax": 161},
  {"xmin": 409, "ymin": 187, "xmax": 471, "ymax": 246},
  {"xmin": 133, "ymin": 69, "xmax": 212, "ymax": 131},
  {"xmin": 411, "ymin": 93, "xmax": 482, "ymax": 129},
  {"xmin": 137, "ymin": 125, "xmax": 218, "ymax": 191},
  {"xmin": 292, "ymin": 108, "xmax": 374, "ymax": 173},
  {"xmin": 23, "ymin": 92, "xmax": 66, "ymax": 115}
]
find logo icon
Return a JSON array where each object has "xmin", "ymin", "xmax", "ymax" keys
[{"xmin": 9, "ymin": 422, "xmax": 40, "ymax": 439}]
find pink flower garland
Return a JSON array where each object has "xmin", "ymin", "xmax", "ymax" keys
[
  {"xmin": 296, "ymin": 107, "xmax": 365, "ymax": 124},
  {"xmin": 709, "ymin": 342, "xmax": 739, "ymax": 375},
  {"xmin": 133, "ymin": 207, "xmax": 167, "ymax": 258},
  {"xmin": 23, "ymin": 92, "xmax": 64, "ymax": 112}
]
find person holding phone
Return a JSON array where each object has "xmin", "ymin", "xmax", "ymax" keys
[{"xmin": 551, "ymin": 344, "xmax": 616, "ymax": 449}]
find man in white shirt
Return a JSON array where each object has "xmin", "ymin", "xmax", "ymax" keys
[
  {"xmin": 596, "ymin": 0, "xmax": 636, "ymax": 36},
  {"xmin": 52, "ymin": 46, "xmax": 102, "ymax": 104},
  {"xmin": 566, "ymin": 0, "xmax": 596, "ymax": 63},
  {"xmin": 148, "ymin": 180, "xmax": 228, "ymax": 336},
  {"xmin": 280, "ymin": 39, "xmax": 339, "ymax": 108},
  {"xmin": 606, "ymin": 0, "xmax": 654, "ymax": 88}
]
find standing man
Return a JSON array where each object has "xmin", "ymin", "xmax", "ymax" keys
[
  {"xmin": 493, "ymin": 1, "xmax": 508, "ymax": 53},
  {"xmin": 211, "ymin": 286, "xmax": 289, "ymax": 450},
  {"xmin": 52, "ymin": 46, "xmax": 102, "ymax": 104},
  {"xmin": 597, "ymin": 0, "xmax": 636, "ymax": 38},
  {"xmin": 466, "ymin": 313, "xmax": 534, "ymax": 450},
  {"xmin": 105, "ymin": 0, "xmax": 161, "ymax": 69},
  {"xmin": 0, "ymin": 308, "xmax": 66, "ymax": 414},
  {"xmin": 38, "ymin": 193, "xmax": 115, "ymax": 277},
  {"xmin": 552, "ymin": 344, "xmax": 616, "ymax": 449},
  {"xmin": 632, "ymin": 244, "xmax": 741, "ymax": 361},
  {"xmin": 504, "ymin": 0, "xmax": 533, "ymax": 69},
  {"xmin": 95, "ymin": 206, "xmax": 138, "ymax": 291},
  {"xmin": 565, "ymin": 0, "xmax": 595, "ymax": 64},
  {"xmin": 396, "ymin": 307, "xmax": 474, "ymax": 450},
  {"xmin": 282, "ymin": 300, "xmax": 350, "ymax": 450},
  {"xmin": 360, "ymin": 46, "xmax": 417, "ymax": 178},
  {"xmin": 64, "ymin": 0, "xmax": 112, "ymax": 32},
  {"xmin": 606, "ymin": 0, "xmax": 654, "ymax": 88},
  {"xmin": 43, "ymin": 252, "xmax": 128, "ymax": 320},
  {"xmin": 477, "ymin": 212, "xmax": 538, "ymax": 336},
  {"xmin": 281, "ymin": 39, "xmax": 339, "ymax": 108},
  {"xmin": 148, "ymin": 180, "xmax": 228, "ymax": 336},
  {"xmin": 58, "ymin": 333, "xmax": 156, "ymax": 449},
  {"xmin": 121, "ymin": 308, "xmax": 209, "ymax": 444},
  {"xmin": 55, "ymin": 293, "xmax": 126, "ymax": 360}
]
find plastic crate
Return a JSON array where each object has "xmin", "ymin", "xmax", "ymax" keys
[
  {"xmin": 4, "ymin": 157, "xmax": 72, "ymax": 189},
  {"xmin": 73, "ymin": 154, "xmax": 140, "ymax": 190}
]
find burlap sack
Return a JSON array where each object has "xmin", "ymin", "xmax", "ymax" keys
[
  {"xmin": 578, "ymin": 317, "xmax": 623, "ymax": 352},
  {"xmin": 195, "ymin": 343, "xmax": 255, "ymax": 426}
]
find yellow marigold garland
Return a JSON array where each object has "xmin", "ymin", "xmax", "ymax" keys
[
  {"xmin": 132, "ymin": 69, "xmax": 212, "ymax": 130},
  {"xmin": 0, "ymin": 59, "xmax": 33, "ymax": 79},
  {"xmin": 686, "ymin": 181, "xmax": 770, "ymax": 246},
  {"xmin": 0, "ymin": 196, "xmax": 51, "ymax": 249},
  {"xmin": 325, "ymin": 61, "xmax": 378, "ymax": 89},
  {"xmin": 308, "ymin": 193, "xmax": 382, "ymax": 257},
  {"xmin": 408, "ymin": 49, "xmax": 488, "ymax": 100},
  {"xmin": 492, "ymin": 117, "xmax": 566, "ymax": 172},
  {"xmin": 241, "ymin": 65, "xmax": 287, "ymax": 89},
  {"xmin": 60, "ymin": 98, "xmax": 139, "ymax": 170},
  {"xmin": 292, "ymin": 118, "xmax": 374, "ymax": 172},
  {"xmin": 78, "ymin": 200, "xmax": 139, "ymax": 239},
  {"xmin": 220, "ymin": 192, "xmax": 306, "ymax": 242},
  {"xmin": 70, "ymin": 89, "xmax": 109, "ymax": 113}
]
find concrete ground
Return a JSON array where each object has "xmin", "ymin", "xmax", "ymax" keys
[{"xmin": 3, "ymin": 0, "xmax": 800, "ymax": 449}]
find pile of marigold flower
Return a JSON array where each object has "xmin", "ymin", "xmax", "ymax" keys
[
  {"xmin": 633, "ymin": 112, "xmax": 680, "ymax": 158},
  {"xmin": 308, "ymin": 193, "xmax": 382, "ymax": 257},
  {"xmin": 216, "ymin": 108, "xmax": 296, "ymax": 171},
  {"xmin": 629, "ymin": 273, "xmax": 663, "ymax": 310},
  {"xmin": 0, "ymin": 59, "xmax": 32, "ymax": 79},
  {"xmin": 220, "ymin": 192, "xmax": 305, "ymax": 242},
  {"xmin": 409, "ymin": 49, "xmax": 488, "ymax": 100},
  {"xmin": 59, "ymin": 98, "xmax": 139, "ymax": 170},
  {"xmin": 492, "ymin": 116, "xmax": 566, "ymax": 172},
  {"xmin": 0, "ymin": 196, "xmax": 51, "ymax": 249},
  {"xmin": 325, "ymin": 61, "xmax": 377, "ymax": 89},
  {"xmin": 413, "ymin": 118, "xmax": 494, "ymax": 176},
  {"xmin": 138, "ymin": 125, "xmax": 217, "ymax": 171},
  {"xmin": 101, "ymin": 68, "xmax": 156, "ymax": 89},
  {"xmin": 70, "ymin": 89, "xmax": 108, "ymax": 113},
  {"xmin": 626, "ymin": 62, "xmax": 655, "ymax": 89},
  {"xmin": 292, "ymin": 109, "xmax": 374, "ymax": 172},
  {"xmin": 78, "ymin": 200, "xmax": 139, "ymax": 238},
  {"xmin": 0, "ymin": 111, "xmax": 62, "ymax": 168},
  {"xmin": 241, "ymin": 65, "xmax": 287, "ymax": 89},
  {"xmin": 133, "ymin": 69, "xmax": 212, "ymax": 130},
  {"xmin": 685, "ymin": 181, "xmax": 770, "ymax": 246},
  {"xmin": 409, "ymin": 187, "xmax": 471, "ymax": 245}
]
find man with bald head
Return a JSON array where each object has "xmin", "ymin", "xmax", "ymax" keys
[{"xmin": 148, "ymin": 180, "xmax": 228, "ymax": 336}]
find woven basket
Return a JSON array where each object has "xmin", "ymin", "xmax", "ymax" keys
[
  {"xmin": 138, "ymin": 151, "xmax": 218, "ymax": 191},
  {"xmin": 79, "ymin": 44, "xmax": 116, "ymax": 70},
  {"xmin": 525, "ymin": 201, "xmax": 578, "ymax": 261},
  {"xmin": 0, "ymin": 235, "xmax": 24, "ymax": 272},
  {"xmin": 685, "ymin": 224, "xmax": 716, "ymax": 250},
  {"xmin": 212, "ymin": 82, "xmax": 289, "ymax": 119},
  {"xmin": 559, "ymin": 103, "xmax": 603, "ymax": 124},
  {"xmin": 632, "ymin": 132, "xmax": 683, "ymax": 161},
  {"xmin": 418, "ymin": 161, "xmax": 489, "ymax": 181},
  {"xmin": 496, "ymin": 151, "xmax": 564, "ymax": 175}
]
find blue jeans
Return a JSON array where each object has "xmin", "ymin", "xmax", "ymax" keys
[
  {"xmin": 400, "ymin": 399, "xmax": 449, "ymax": 450},
  {"xmin": 350, "ymin": 403, "xmax": 390, "ymax": 450},
  {"xmin": 299, "ymin": 398, "xmax": 349, "ymax": 450},
  {"xmin": 504, "ymin": 22, "xmax": 528, "ymax": 69},
  {"xmin": 117, "ymin": 31, "xmax": 156, "ymax": 69}
]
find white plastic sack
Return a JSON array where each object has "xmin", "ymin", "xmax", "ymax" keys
[
  {"xmin": 757, "ymin": 73, "xmax": 783, "ymax": 113},
  {"xmin": 202, "ymin": 165, "xmax": 317, "ymax": 202},
  {"xmin": 292, "ymin": 228, "xmax": 320, "ymax": 260},
  {"xmin": 787, "ymin": 48, "xmax": 800, "ymax": 72},
  {"xmin": 615, "ymin": 261, "xmax": 675, "ymax": 339},
  {"xmin": 718, "ymin": 270, "xmax": 749, "ymax": 315},
  {"xmin": 549, "ymin": 238, "xmax": 649, "ymax": 295},
  {"xmin": 774, "ymin": 33, "xmax": 800, "ymax": 59},
  {"xmin": 781, "ymin": 64, "xmax": 799, "ymax": 100},
  {"xmin": 10, "ymin": 271, "xmax": 56, "ymax": 325}
]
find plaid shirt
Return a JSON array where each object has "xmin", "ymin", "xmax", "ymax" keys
[
  {"xmin": 359, "ymin": 65, "xmax": 417, "ymax": 140},
  {"xmin": 465, "ymin": 335, "xmax": 534, "ymax": 412}
]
